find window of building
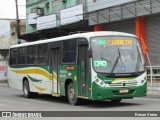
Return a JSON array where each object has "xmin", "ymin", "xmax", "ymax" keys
[
  {"xmin": 18, "ymin": 47, "xmax": 26, "ymax": 65},
  {"xmin": 62, "ymin": 39, "xmax": 77, "ymax": 63},
  {"xmin": 10, "ymin": 48, "xmax": 18, "ymax": 65},
  {"xmin": 27, "ymin": 45, "xmax": 36, "ymax": 65},
  {"xmin": 37, "ymin": 44, "xmax": 48, "ymax": 65}
]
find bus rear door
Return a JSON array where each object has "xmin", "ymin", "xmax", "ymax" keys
[{"xmin": 51, "ymin": 48, "xmax": 60, "ymax": 94}]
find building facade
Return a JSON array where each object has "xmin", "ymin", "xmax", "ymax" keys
[
  {"xmin": 22, "ymin": 0, "xmax": 89, "ymax": 41},
  {"xmin": 0, "ymin": 19, "xmax": 26, "ymax": 81}
]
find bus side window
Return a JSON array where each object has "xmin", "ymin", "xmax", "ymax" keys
[
  {"xmin": 10, "ymin": 48, "xmax": 18, "ymax": 65},
  {"xmin": 18, "ymin": 47, "xmax": 26, "ymax": 65},
  {"xmin": 37, "ymin": 43, "xmax": 48, "ymax": 65},
  {"xmin": 27, "ymin": 46, "xmax": 36, "ymax": 65},
  {"xmin": 62, "ymin": 39, "xmax": 77, "ymax": 64}
]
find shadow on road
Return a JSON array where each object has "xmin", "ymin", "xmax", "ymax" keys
[{"xmin": 15, "ymin": 93, "xmax": 141, "ymax": 108}]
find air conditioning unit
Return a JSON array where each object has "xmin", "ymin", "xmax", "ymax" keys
[{"xmin": 32, "ymin": 8, "xmax": 44, "ymax": 15}]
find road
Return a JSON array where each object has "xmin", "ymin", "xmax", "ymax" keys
[{"xmin": 0, "ymin": 86, "xmax": 159, "ymax": 120}]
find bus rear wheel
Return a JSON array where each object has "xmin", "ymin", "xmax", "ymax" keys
[
  {"xmin": 67, "ymin": 82, "xmax": 79, "ymax": 105},
  {"xmin": 23, "ymin": 80, "xmax": 32, "ymax": 98}
]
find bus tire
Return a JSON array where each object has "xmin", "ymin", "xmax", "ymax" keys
[
  {"xmin": 67, "ymin": 82, "xmax": 79, "ymax": 105},
  {"xmin": 23, "ymin": 80, "xmax": 32, "ymax": 98},
  {"xmin": 111, "ymin": 99, "xmax": 122, "ymax": 103}
]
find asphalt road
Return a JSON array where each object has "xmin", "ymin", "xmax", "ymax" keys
[{"xmin": 0, "ymin": 86, "xmax": 160, "ymax": 120}]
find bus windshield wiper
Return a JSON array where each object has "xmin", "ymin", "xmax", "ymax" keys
[
  {"xmin": 100, "ymin": 49, "xmax": 111, "ymax": 64},
  {"xmin": 110, "ymin": 48, "xmax": 123, "ymax": 73}
]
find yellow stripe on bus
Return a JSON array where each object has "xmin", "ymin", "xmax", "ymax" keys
[
  {"xmin": 11, "ymin": 68, "xmax": 57, "ymax": 81},
  {"xmin": 32, "ymin": 84, "xmax": 47, "ymax": 91}
]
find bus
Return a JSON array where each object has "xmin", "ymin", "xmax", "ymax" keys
[{"xmin": 8, "ymin": 31, "xmax": 147, "ymax": 105}]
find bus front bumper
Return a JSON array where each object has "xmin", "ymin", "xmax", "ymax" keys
[{"xmin": 92, "ymin": 82, "xmax": 147, "ymax": 100}]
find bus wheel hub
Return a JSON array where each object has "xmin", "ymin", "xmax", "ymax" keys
[{"xmin": 69, "ymin": 88, "xmax": 75, "ymax": 100}]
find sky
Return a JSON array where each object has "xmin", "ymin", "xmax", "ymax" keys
[{"xmin": 0, "ymin": 0, "xmax": 26, "ymax": 19}]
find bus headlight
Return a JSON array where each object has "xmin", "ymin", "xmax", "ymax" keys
[
  {"xmin": 95, "ymin": 79, "xmax": 106, "ymax": 87},
  {"xmin": 100, "ymin": 81, "xmax": 104, "ymax": 86},
  {"xmin": 144, "ymin": 77, "xmax": 147, "ymax": 80},
  {"xmin": 95, "ymin": 79, "xmax": 99, "ymax": 83}
]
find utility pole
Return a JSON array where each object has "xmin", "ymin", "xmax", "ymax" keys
[{"xmin": 15, "ymin": 0, "xmax": 21, "ymax": 44}]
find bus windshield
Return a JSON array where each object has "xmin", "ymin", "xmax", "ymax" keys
[{"xmin": 90, "ymin": 36, "xmax": 145, "ymax": 76}]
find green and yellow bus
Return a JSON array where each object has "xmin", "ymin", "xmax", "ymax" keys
[{"xmin": 8, "ymin": 31, "xmax": 147, "ymax": 105}]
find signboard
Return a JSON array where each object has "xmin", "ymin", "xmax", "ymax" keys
[
  {"xmin": 87, "ymin": 0, "xmax": 136, "ymax": 12},
  {"xmin": 28, "ymin": 13, "xmax": 39, "ymax": 25},
  {"xmin": 98, "ymin": 40, "xmax": 133, "ymax": 45},
  {"xmin": 37, "ymin": 14, "xmax": 57, "ymax": 30},
  {"xmin": 60, "ymin": 4, "xmax": 83, "ymax": 25}
]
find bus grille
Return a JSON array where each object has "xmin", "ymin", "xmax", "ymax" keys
[{"xmin": 108, "ymin": 81, "xmax": 138, "ymax": 87}]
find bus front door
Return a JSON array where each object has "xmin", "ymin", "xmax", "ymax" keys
[
  {"xmin": 51, "ymin": 48, "xmax": 59, "ymax": 94},
  {"xmin": 78, "ymin": 45, "xmax": 88, "ymax": 97}
]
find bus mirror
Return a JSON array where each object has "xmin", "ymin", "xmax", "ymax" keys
[{"xmin": 88, "ymin": 49, "xmax": 92, "ymax": 58}]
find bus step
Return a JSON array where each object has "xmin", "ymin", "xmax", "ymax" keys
[{"xmin": 52, "ymin": 93, "xmax": 60, "ymax": 97}]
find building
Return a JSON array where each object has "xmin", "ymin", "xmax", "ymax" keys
[
  {"xmin": 0, "ymin": 19, "xmax": 26, "ymax": 81},
  {"xmin": 22, "ymin": 0, "xmax": 160, "ymax": 79},
  {"xmin": 21, "ymin": 0, "xmax": 90, "ymax": 41}
]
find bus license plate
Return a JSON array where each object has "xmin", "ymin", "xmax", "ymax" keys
[{"xmin": 119, "ymin": 89, "xmax": 128, "ymax": 93}]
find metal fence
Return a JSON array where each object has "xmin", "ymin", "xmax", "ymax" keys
[{"xmin": 146, "ymin": 53, "xmax": 160, "ymax": 86}]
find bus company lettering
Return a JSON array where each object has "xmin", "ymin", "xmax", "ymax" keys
[{"xmin": 60, "ymin": 69, "xmax": 67, "ymax": 74}]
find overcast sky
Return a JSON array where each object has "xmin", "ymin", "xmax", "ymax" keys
[{"xmin": 0, "ymin": 0, "xmax": 26, "ymax": 19}]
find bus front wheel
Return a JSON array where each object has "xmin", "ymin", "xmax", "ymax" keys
[
  {"xmin": 23, "ymin": 80, "xmax": 31, "ymax": 98},
  {"xmin": 67, "ymin": 82, "xmax": 79, "ymax": 105}
]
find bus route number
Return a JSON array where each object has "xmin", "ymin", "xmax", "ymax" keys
[{"xmin": 94, "ymin": 61, "xmax": 107, "ymax": 67}]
